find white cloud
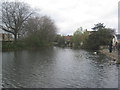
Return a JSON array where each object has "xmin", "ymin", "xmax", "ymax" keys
[{"xmin": 1, "ymin": 0, "xmax": 119, "ymax": 34}]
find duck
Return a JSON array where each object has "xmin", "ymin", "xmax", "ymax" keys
[{"xmin": 93, "ymin": 51, "xmax": 97, "ymax": 55}]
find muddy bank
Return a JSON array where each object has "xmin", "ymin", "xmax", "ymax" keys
[{"xmin": 99, "ymin": 49, "xmax": 120, "ymax": 64}]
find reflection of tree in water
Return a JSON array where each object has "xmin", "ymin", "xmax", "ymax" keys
[
  {"xmin": 13, "ymin": 51, "xmax": 18, "ymax": 61},
  {"xmin": 2, "ymin": 47, "xmax": 118, "ymax": 88}
]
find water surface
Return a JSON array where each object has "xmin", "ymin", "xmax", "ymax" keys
[{"xmin": 2, "ymin": 47, "xmax": 118, "ymax": 88}]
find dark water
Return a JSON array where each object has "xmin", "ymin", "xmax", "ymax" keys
[{"xmin": 2, "ymin": 47, "xmax": 119, "ymax": 88}]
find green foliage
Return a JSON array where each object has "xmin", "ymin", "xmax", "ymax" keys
[
  {"xmin": 2, "ymin": 41, "xmax": 26, "ymax": 51},
  {"xmin": 72, "ymin": 28, "xmax": 83, "ymax": 48},
  {"xmin": 84, "ymin": 32, "xmax": 100, "ymax": 50},
  {"xmin": 81, "ymin": 30, "xmax": 90, "ymax": 48},
  {"xmin": 24, "ymin": 33, "xmax": 48, "ymax": 47},
  {"xmin": 84, "ymin": 25, "xmax": 113, "ymax": 50},
  {"xmin": 22, "ymin": 16, "xmax": 57, "ymax": 48},
  {"xmin": 54, "ymin": 35, "xmax": 65, "ymax": 47},
  {"xmin": 72, "ymin": 27, "xmax": 89, "ymax": 48}
]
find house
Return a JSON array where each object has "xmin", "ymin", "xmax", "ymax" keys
[
  {"xmin": 64, "ymin": 35, "xmax": 72, "ymax": 41},
  {"xmin": 64, "ymin": 35, "xmax": 72, "ymax": 47},
  {"xmin": 0, "ymin": 33, "xmax": 14, "ymax": 41}
]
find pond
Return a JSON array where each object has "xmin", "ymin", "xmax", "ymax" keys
[{"xmin": 2, "ymin": 47, "xmax": 119, "ymax": 88}]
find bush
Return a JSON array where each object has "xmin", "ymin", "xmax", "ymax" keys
[{"xmin": 83, "ymin": 29, "xmax": 113, "ymax": 50}]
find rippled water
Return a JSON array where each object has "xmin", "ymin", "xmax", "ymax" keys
[{"xmin": 2, "ymin": 47, "xmax": 119, "ymax": 88}]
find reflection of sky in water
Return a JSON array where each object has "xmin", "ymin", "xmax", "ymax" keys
[{"xmin": 2, "ymin": 47, "xmax": 118, "ymax": 88}]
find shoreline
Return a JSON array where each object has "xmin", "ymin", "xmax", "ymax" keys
[{"xmin": 99, "ymin": 49, "xmax": 120, "ymax": 64}]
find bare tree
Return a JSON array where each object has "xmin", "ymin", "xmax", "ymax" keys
[
  {"xmin": 1, "ymin": 1, "xmax": 33, "ymax": 42},
  {"xmin": 24, "ymin": 16, "xmax": 57, "ymax": 46},
  {"xmin": 40, "ymin": 16, "xmax": 57, "ymax": 42}
]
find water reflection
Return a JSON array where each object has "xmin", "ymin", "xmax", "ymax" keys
[{"xmin": 2, "ymin": 47, "xmax": 118, "ymax": 88}]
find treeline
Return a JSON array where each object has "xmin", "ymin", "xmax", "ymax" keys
[
  {"xmin": 55, "ymin": 23, "xmax": 114, "ymax": 50},
  {"xmin": 1, "ymin": 1, "xmax": 57, "ymax": 50},
  {"xmin": 1, "ymin": 1, "xmax": 115, "ymax": 51}
]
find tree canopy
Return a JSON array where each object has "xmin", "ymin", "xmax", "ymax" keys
[
  {"xmin": 24, "ymin": 16, "xmax": 57, "ymax": 47},
  {"xmin": 1, "ymin": 1, "xmax": 33, "ymax": 41},
  {"xmin": 85, "ymin": 23, "xmax": 114, "ymax": 50},
  {"xmin": 92, "ymin": 23, "xmax": 105, "ymax": 31}
]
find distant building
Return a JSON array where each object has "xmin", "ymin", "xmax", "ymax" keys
[
  {"xmin": 64, "ymin": 35, "xmax": 72, "ymax": 41},
  {"xmin": 64, "ymin": 35, "xmax": 72, "ymax": 47},
  {"xmin": 0, "ymin": 33, "xmax": 14, "ymax": 41}
]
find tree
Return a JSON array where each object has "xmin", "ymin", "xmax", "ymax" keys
[
  {"xmin": 1, "ymin": 1, "xmax": 33, "ymax": 42},
  {"xmin": 54, "ymin": 34, "xmax": 65, "ymax": 46},
  {"xmin": 72, "ymin": 27, "xmax": 83, "ymax": 48},
  {"xmin": 92, "ymin": 23, "xmax": 105, "ymax": 31},
  {"xmin": 40, "ymin": 16, "xmax": 57, "ymax": 43},
  {"xmin": 81, "ymin": 29, "xmax": 90, "ymax": 47},
  {"xmin": 24, "ymin": 16, "xmax": 57, "ymax": 47},
  {"xmin": 85, "ymin": 24, "xmax": 114, "ymax": 50}
]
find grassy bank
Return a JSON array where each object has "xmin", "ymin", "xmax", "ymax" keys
[{"xmin": 2, "ymin": 41, "xmax": 53, "ymax": 51}]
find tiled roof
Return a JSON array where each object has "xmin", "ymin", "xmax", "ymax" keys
[{"xmin": 64, "ymin": 36, "xmax": 72, "ymax": 41}]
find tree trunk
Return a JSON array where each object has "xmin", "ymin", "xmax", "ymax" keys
[{"xmin": 14, "ymin": 34, "xmax": 17, "ymax": 43}]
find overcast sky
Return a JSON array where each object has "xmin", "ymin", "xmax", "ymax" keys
[{"xmin": 1, "ymin": 0, "xmax": 119, "ymax": 35}]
